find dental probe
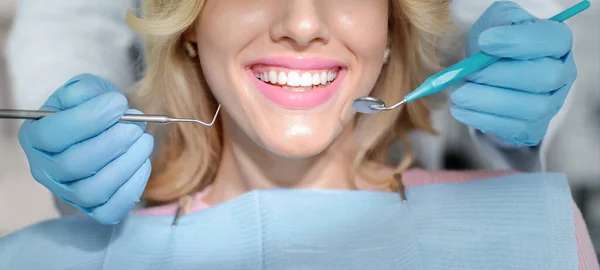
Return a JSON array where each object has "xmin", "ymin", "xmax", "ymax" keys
[
  {"xmin": 351, "ymin": 0, "xmax": 590, "ymax": 114},
  {"xmin": 0, "ymin": 105, "xmax": 221, "ymax": 127}
]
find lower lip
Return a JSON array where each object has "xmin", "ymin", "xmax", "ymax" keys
[{"xmin": 246, "ymin": 69, "xmax": 346, "ymax": 109}]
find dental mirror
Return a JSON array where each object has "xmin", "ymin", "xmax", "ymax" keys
[{"xmin": 351, "ymin": 97, "xmax": 406, "ymax": 114}]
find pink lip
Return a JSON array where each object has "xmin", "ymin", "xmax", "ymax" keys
[{"xmin": 245, "ymin": 56, "xmax": 347, "ymax": 109}]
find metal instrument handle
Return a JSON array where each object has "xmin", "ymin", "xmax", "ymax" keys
[
  {"xmin": 0, "ymin": 109, "xmax": 172, "ymax": 124},
  {"xmin": 0, "ymin": 109, "xmax": 53, "ymax": 120},
  {"xmin": 120, "ymin": 114, "xmax": 171, "ymax": 124}
]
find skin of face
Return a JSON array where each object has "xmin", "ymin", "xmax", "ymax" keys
[{"xmin": 188, "ymin": 0, "xmax": 389, "ymax": 159}]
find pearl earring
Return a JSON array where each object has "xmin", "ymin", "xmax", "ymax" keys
[
  {"xmin": 184, "ymin": 41, "xmax": 198, "ymax": 58},
  {"xmin": 383, "ymin": 48, "xmax": 391, "ymax": 63}
]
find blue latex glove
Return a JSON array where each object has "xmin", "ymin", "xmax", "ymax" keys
[
  {"xmin": 18, "ymin": 74, "xmax": 154, "ymax": 225},
  {"xmin": 450, "ymin": 1, "xmax": 577, "ymax": 147}
]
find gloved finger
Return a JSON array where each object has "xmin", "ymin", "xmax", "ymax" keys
[
  {"xmin": 450, "ymin": 105, "xmax": 549, "ymax": 146},
  {"xmin": 121, "ymin": 110, "xmax": 148, "ymax": 131},
  {"xmin": 27, "ymin": 132, "xmax": 152, "ymax": 208},
  {"xmin": 479, "ymin": 20, "xmax": 573, "ymax": 60},
  {"xmin": 58, "ymin": 133, "xmax": 154, "ymax": 208},
  {"xmin": 450, "ymin": 82, "xmax": 570, "ymax": 121},
  {"xmin": 88, "ymin": 159, "xmax": 152, "ymax": 225},
  {"xmin": 41, "ymin": 73, "xmax": 120, "ymax": 111},
  {"xmin": 25, "ymin": 92, "xmax": 128, "ymax": 153},
  {"xmin": 467, "ymin": 56, "xmax": 569, "ymax": 93},
  {"xmin": 475, "ymin": 1, "xmax": 536, "ymax": 29},
  {"xmin": 467, "ymin": 1, "xmax": 537, "ymax": 56},
  {"xmin": 41, "ymin": 114, "xmax": 147, "ymax": 182}
]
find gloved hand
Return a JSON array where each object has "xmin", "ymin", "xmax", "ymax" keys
[
  {"xmin": 450, "ymin": 1, "xmax": 577, "ymax": 147},
  {"xmin": 18, "ymin": 74, "xmax": 154, "ymax": 225}
]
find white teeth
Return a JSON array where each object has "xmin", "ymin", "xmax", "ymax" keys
[
  {"xmin": 287, "ymin": 71, "xmax": 301, "ymax": 87},
  {"xmin": 277, "ymin": 72, "xmax": 287, "ymax": 85},
  {"xmin": 268, "ymin": 71, "xmax": 278, "ymax": 84},
  {"xmin": 255, "ymin": 69, "xmax": 339, "ymax": 89},
  {"xmin": 312, "ymin": 73, "xmax": 321, "ymax": 85},
  {"xmin": 283, "ymin": 86, "xmax": 312, "ymax": 92},
  {"xmin": 300, "ymin": 72, "xmax": 313, "ymax": 87}
]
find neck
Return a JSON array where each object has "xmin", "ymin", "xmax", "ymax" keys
[{"xmin": 204, "ymin": 116, "xmax": 357, "ymax": 205}]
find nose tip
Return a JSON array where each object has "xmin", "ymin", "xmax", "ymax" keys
[
  {"xmin": 271, "ymin": 2, "xmax": 330, "ymax": 48},
  {"xmin": 293, "ymin": 21, "xmax": 325, "ymax": 46}
]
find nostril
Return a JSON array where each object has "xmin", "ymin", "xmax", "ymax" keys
[{"xmin": 276, "ymin": 32, "xmax": 329, "ymax": 49}]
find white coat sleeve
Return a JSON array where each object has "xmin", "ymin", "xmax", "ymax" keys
[
  {"xmin": 5, "ymin": 0, "xmax": 140, "ymax": 110},
  {"xmin": 448, "ymin": 0, "xmax": 576, "ymax": 172}
]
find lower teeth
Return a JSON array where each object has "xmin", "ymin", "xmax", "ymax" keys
[
  {"xmin": 279, "ymin": 82, "xmax": 331, "ymax": 92},
  {"xmin": 283, "ymin": 86, "xmax": 311, "ymax": 92}
]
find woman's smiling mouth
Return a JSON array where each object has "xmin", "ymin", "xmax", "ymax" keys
[{"xmin": 245, "ymin": 56, "xmax": 347, "ymax": 109}]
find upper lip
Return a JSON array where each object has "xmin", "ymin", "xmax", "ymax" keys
[{"xmin": 246, "ymin": 56, "xmax": 347, "ymax": 70}]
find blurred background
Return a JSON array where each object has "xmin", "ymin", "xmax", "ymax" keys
[
  {"xmin": 0, "ymin": 0, "xmax": 61, "ymax": 235},
  {"xmin": 0, "ymin": 0, "xmax": 598, "ymax": 258}
]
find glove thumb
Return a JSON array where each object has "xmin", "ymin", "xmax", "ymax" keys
[
  {"xmin": 41, "ymin": 73, "xmax": 122, "ymax": 111},
  {"xmin": 467, "ymin": 1, "xmax": 537, "ymax": 56}
]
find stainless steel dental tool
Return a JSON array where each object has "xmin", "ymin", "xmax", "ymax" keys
[{"xmin": 0, "ymin": 105, "xmax": 221, "ymax": 126}]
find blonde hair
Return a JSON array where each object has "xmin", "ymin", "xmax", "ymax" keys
[{"xmin": 127, "ymin": 0, "xmax": 450, "ymax": 204}]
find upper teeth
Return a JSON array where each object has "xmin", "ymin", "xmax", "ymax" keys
[{"xmin": 255, "ymin": 70, "xmax": 338, "ymax": 87}]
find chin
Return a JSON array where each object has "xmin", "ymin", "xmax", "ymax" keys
[{"xmin": 254, "ymin": 127, "xmax": 340, "ymax": 159}]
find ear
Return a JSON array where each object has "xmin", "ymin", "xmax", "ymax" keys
[{"xmin": 184, "ymin": 25, "xmax": 198, "ymax": 43}]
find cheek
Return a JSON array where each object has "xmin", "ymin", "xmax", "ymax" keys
[
  {"xmin": 332, "ymin": 6, "xmax": 389, "ymax": 100},
  {"xmin": 194, "ymin": 11, "xmax": 266, "ymax": 131},
  {"xmin": 345, "ymin": 29, "xmax": 388, "ymax": 61},
  {"xmin": 333, "ymin": 3, "xmax": 389, "ymax": 60}
]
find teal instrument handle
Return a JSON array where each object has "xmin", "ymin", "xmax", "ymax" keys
[{"xmin": 404, "ymin": 0, "xmax": 590, "ymax": 104}]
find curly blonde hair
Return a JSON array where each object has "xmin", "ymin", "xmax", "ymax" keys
[{"xmin": 126, "ymin": 0, "xmax": 450, "ymax": 204}]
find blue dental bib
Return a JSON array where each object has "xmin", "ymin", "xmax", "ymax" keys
[{"xmin": 0, "ymin": 173, "xmax": 577, "ymax": 269}]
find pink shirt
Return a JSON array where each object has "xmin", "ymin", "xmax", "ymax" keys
[{"xmin": 136, "ymin": 169, "xmax": 599, "ymax": 269}]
